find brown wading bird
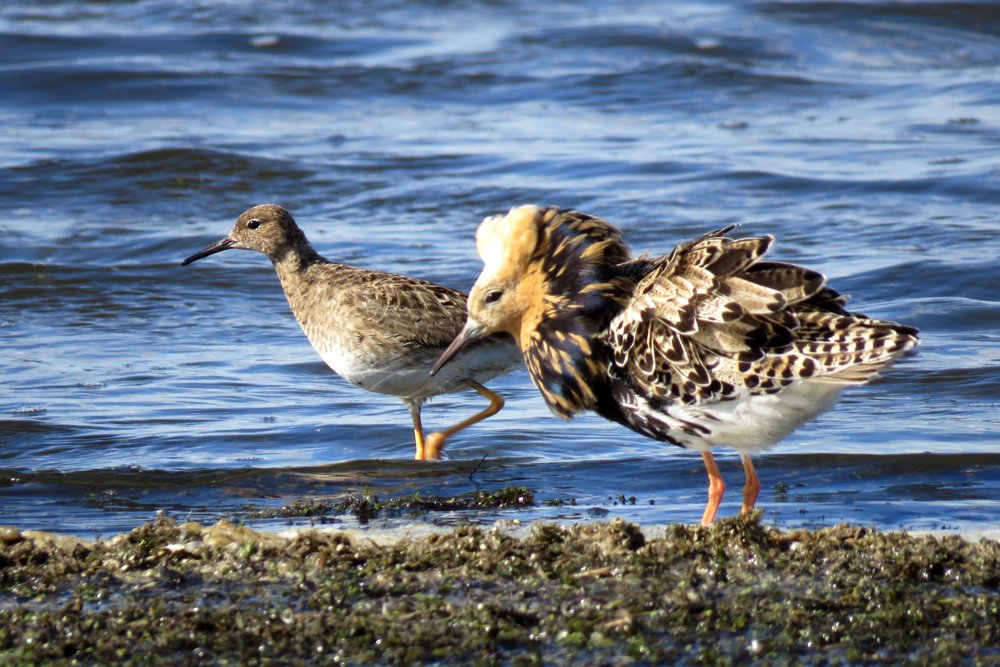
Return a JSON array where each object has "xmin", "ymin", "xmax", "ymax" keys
[
  {"xmin": 182, "ymin": 204, "xmax": 521, "ymax": 460},
  {"xmin": 432, "ymin": 205, "xmax": 919, "ymax": 524}
]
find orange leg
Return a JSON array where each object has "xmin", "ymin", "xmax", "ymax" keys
[
  {"xmin": 422, "ymin": 379, "xmax": 505, "ymax": 460},
  {"xmin": 700, "ymin": 450, "xmax": 726, "ymax": 526},
  {"xmin": 407, "ymin": 401, "xmax": 428, "ymax": 460},
  {"xmin": 740, "ymin": 452, "xmax": 760, "ymax": 515}
]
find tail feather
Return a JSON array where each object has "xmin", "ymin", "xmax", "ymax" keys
[
  {"xmin": 704, "ymin": 236, "xmax": 773, "ymax": 276},
  {"xmin": 744, "ymin": 261, "xmax": 826, "ymax": 305}
]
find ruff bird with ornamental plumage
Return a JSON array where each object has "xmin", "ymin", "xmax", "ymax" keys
[{"xmin": 433, "ymin": 205, "xmax": 918, "ymax": 524}]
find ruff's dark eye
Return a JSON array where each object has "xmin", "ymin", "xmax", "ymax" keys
[
  {"xmin": 247, "ymin": 219, "xmax": 261, "ymax": 230},
  {"xmin": 484, "ymin": 290, "xmax": 503, "ymax": 305}
]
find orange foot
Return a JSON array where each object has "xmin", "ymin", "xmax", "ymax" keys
[{"xmin": 422, "ymin": 432, "xmax": 445, "ymax": 460}]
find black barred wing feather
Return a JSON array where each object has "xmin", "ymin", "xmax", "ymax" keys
[
  {"xmin": 605, "ymin": 228, "xmax": 919, "ymax": 409},
  {"xmin": 607, "ymin": 229, "xmax": 786, "ymax": 406}
]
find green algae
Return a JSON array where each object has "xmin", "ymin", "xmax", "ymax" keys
[
  {"xmin": 1, "ymin": 511, "xmax": 998, "ymax": 665},
  {"xmin": 244, "ymin": 485, "xmax": 537, "ymax": 524}
]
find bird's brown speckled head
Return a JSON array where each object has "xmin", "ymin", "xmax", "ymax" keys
[{"xmin": 181, "ymin": 204, "xmax": 312, "ymax": 266}]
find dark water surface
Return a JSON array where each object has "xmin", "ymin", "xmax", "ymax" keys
[{"xmin": 1, "ymin": 1, "xmax": 998, "ymax": 538}]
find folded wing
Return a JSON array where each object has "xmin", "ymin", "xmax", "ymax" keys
[{"xmin": 606, "ymin": 228, "xmax": 919, "ymax": 409}]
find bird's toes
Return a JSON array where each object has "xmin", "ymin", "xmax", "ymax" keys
[{"xmin": 423, "ymin": 432, "xmax": 446, "ymax": 460}]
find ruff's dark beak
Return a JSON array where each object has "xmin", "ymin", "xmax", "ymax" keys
[
  {"xmin": 181, "ymin": 237, "xmax": 236, "ymax": 266},
  {"xmin": 430, "ymin": 320, "xmax": 486, "ymax": 376}
]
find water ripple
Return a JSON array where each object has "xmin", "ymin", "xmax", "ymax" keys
[{"xmin": 1, "ymin": 0, "xmax": 997, "ymax": 536}]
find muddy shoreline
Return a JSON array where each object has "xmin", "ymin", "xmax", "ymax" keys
[{"xmin": 2, "ymin": 489, "xmax": 998, "ymax": 665}]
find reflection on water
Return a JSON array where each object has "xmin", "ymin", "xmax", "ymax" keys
[{"xmin": 0, "ymin": 0, "xmax": 998, "ymax": 536}]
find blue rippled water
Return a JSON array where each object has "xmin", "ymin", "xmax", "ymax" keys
[{"xmin": 1, "ymin": 1, "xmax": 998, "ymax": 537}]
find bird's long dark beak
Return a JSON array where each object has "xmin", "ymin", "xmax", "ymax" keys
[
  {"xmin": 181, "ymin": 237, "xmax": 236, "ymax": 266},
  {"xmin": 430, "ymin": 320, "xmax": 486, "ymax": 376}
]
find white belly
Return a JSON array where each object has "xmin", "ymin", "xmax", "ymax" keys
[
  {"xmin": 672, "ymin": 381, "xmax": 844, "ymax": 452},
  {"xmin": 312, "ymin": 335, "xmax": 519, "ymax": 400}
]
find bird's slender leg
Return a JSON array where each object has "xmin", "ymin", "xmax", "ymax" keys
[
  {"xmin": 424, "ymin": 379, "xmax": 505, "ymax": 460},
  {"xmin": 700, "ymin": 450, "xmax": 726, "ymax": 526},
  {"xmin": 740, "ymin": 452, "xmax": 761, "ymax": 515},
  {"xmin": 407, "ymin": 400, "xmax": 428, "ymax": 460}
]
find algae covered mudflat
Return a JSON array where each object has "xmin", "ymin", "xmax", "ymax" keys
[{"xmin": 1, "ymin": 504, "xmax": 998, "ymax": 665}]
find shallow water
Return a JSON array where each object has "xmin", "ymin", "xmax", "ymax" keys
[{"xmin": 1, "ymin": 1, "xmax": 998, "ymax": 538}]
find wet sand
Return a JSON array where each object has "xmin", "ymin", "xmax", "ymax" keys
[{"xmin": 2, "ymin": 491, "xmax": 998, "ymax": 665}]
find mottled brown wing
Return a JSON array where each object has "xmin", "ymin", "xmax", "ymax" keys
[
  {"xmin": 340, "ymin": 268, "xmax": 471, "ymax": 350},
  {"xmin": 606, "ymin": 228, "xmax": 918, "ymax": 406}
]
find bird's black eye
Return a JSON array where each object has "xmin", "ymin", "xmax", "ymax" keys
[
  {"xmin": 247, "ymin": 218, "xmax": 261, "ymax": 230},
  {"xmin": 484, "ymin": 290, "xmax": 503, "ymax": 305}
]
